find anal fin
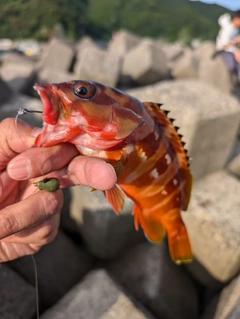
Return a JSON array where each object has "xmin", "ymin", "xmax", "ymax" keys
[{"xmin": 133, "ymin": 204, "xmax": 166, "ymax": 244}]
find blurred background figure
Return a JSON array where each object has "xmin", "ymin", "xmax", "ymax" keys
[{"xmin": 216, "ymin": 10, "xmax": 240, "ymax": 83}]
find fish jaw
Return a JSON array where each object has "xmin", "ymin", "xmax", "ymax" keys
[
  {"xmin": 34, "ymin": 83, "xmax": 61, "ymax": 125},
  {"xmin": 34, "ymin": 82, "xmax": 83, "ymax": 147},
  {"xmin": 34, "ymin": 122, "xmax": 83, "ymax": 147}
]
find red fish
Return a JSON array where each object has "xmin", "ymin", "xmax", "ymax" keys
[{"xmin": 34, "ymin": 80, "xmax": 192, "ymax": 263}]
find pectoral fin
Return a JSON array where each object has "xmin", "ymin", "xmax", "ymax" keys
[{"xmin": 105, "ymin": 184, "xmax": 125, "ymax": 214}]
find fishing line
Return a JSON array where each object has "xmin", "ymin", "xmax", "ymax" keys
[
  {"xmin": 31, "ymin": 254, "xmax": 40, "ymax": 319},
  {"xmin": 15, "ymin": 108, "xmax": 43, "ymax": 319},
  {"xmin": 15, "ymin": 108, "xmax": 43, "ymax": 152}
]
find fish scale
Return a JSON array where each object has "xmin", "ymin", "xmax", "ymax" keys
[{"xmin": 34, "ymin": 80, "xmax": 192, "ymax": 263}]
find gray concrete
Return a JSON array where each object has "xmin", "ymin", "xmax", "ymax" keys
[
  {"xmin": 67, "ymin": 186, "xmax": 145, "ymax": 259},
  {"xmin": 108, "ymin": 30, "xmax": 141, "ymax": 57},
  {"xmin": 0, "ymin": 53, "xmax": 37, "ymax": 94},
  {"xmin": 193, "ymin": 41, "xmax": 216, "ymax": 60},
  {"xmin": 184, "ymin": 257, "xmax": 226, "ymax": 291},
  {"xmin": 0, "ymin": 263, "xmax": 35, "ymax": 319},
  {"xmin": 0, "ymin": 79, "xmax": 13, "ymax": 104},
  {"xmin": 122, "ymin": 39, "xmax": 169, "ymax": 85},
  {"xmin": 74, "ymin": 46, "xmax": 121, "ymax": 87},
  {"xmin": 162, "ymin": 42, "xmax": 184, "ymax": 63},
  {"xmin": 107, "ymin": 242, "xmax": 199, "ymax": 319},
  {"xmin": 37, "ymin": 67, "xmax": 75, "ymax": 84},
  {"xmin": 198, "ymin": 56, "xmax": 232, "ymax": 93},
  {"xmin": 183, "ymin": 170, "xmax": 240, "ymax": 282},
  {"xmin": 201, "ymin": 274, "xmax": 240, "ymax": 319},
  {"xmin": 40, "ymin": 38, "xmax": 74, "ymax": 72},
  {"xmin": 9, "ymin": 230, "xmax": 93, "ymax": 312},
  {"xmin": 40, "ymin": 269, "xmax": 155, "ymax": 319},
  {"xmin": 171, "ymin": 50, "xmax": 199, "ymax": 79}
]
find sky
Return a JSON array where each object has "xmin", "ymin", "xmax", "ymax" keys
[{"xmin": 189, "ymin": 0, "xmax": 240, "ymax": 10}]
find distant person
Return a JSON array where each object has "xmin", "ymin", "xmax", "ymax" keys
[{"xmin": 216, "ymin": 10, "xmax": 240, "ymax": 82}]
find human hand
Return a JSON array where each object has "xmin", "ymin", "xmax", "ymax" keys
[{"xmin": 0, "ymin": 118, "xmax": 117, "ymax": 262}]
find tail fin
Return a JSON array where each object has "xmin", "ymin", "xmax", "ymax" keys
[{"xmin": 167, "ymin": 222, "xmax": 192, "ymax": 264}]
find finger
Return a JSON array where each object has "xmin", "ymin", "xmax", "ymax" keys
[
  {"xmin": 0, "ymin": 241, "xmax": 42, "ymax": 262},
  {"xmin": 0, "ymin": 189, "xmax": 63, "ymax": 240},
  {"xmin": 7, "ymin": 143, "xmax": 79, "ymax": 180},
  {"xmin": 2, "ymin": 213, "xmax": 60, "ymax": 245},
  {"xmin": 63, "ymin": 156, "xmax": 117, "ymax": 190},
  {"xmin": 0, "ymin": 118, "xmax": 37, "ymax": 170}
]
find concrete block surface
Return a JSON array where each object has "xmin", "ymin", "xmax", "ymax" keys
[
  {"xmin": 67, "ymin": 186, "xmax": 145, "ymax": 259},
  {"xmin": 107, "ymin": 242, "xmax": 199, "ymax": 319},
  {"xmin": 40, "ymin": 269, "xmax": 155, "ymax": 319},
  {"xmin": 183, "ymin": 170, "xmax": 240, "ymax": 282},
  {"xmin": 0, "ymin": 263, "xmax": 35, "ymax": 319}
]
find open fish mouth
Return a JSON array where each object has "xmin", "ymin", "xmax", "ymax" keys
[{"xmin": 34, "ymin": 83, "xmax": 60, "ymax": 125}]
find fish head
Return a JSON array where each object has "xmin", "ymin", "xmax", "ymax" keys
[{"xmin": 34, "ymin": 80, "xmax": 144, "ymax": 148}]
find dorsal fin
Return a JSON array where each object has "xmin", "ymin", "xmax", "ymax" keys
[
  {"xmin": 142, "ymin": 102, "xmax": 192, "ymax": 210},
  {"xmin": 142, "ymin": 102, "xmax": 190, "ymax": 166}
]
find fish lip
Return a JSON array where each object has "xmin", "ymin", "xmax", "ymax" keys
[
  {"xmin": 34, "ymin": 82, "xmax": 59, "ymax": 125},
  {"xmin": 34, "ymin": 83, "xmax": 52, "ymax": 105}
]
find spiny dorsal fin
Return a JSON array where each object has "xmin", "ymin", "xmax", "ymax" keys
[{"xmin": 143, "ymin": 102, "xmax": 192, "ymax": 195}]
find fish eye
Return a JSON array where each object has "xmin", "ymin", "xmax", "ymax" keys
[{"xmin": 73, "ymin": 81, "xmax": 96, "ymax": 100}]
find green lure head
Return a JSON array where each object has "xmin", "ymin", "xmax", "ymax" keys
[{"xmin": 34, "ymin": 177, "xmax": 60, "ymax": 192}]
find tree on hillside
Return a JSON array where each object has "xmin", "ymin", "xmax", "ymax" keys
[
  {"xmin": 86, "ymin": 0, "xmax": 229, "ymax": 42},
  {"xmin": 0, "ymin": 0, "xmax": 88, "ymax": 40}
]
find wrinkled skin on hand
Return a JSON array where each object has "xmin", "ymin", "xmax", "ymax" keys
[{"xmin": 0, "ymin": 118, "xmax": 116, "ymax": 262}]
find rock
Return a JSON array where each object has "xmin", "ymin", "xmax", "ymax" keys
[
  {"xmin": 201, "ymin": 274, "xmax": 240, "ymax": 319},
  {"xmin": 9, "ymin": 230, "xmax": 93, "ymax": 312},
  {"xmin": 37, "ymin": 67, "xmax": 75, "ymax": 84},
  {"xmin": 182, "ymin": 170, "xmax": 240, "ymax": 282},
  {"xmin": 0, "ymin": 263, "xmax": 35, "ymax": 319},
  {"xmin": 200, "ymin": 295, "xmax": 220, "ymax": 319},
  {"xmin": 0, "ymin": 52, "xmax": 37, "ymax": 94},
  {"xmin": 171, "ymin": 50, "xmax": 199, "ymax": 79},
  {"xmin": 74, "ymin": 36, "xmax": 101, "ymax": 68},
  {"xmin": 162, "ymin": 42, "xmax": 184, "ymax": 62},
  {"xmin": 227, "ymin": 153, "xmax": 240, "ymax": 178},
  {"xmin": 40, "ymin": 38, "xmax": 74, "ymax": 72},
  {"xmin": 107, "ymin": 242, "xmax": 199, "ymax": 319},
  {"xmin": 121, "ymin": 39, "xmax": 169, "ymax": 85},
  {"xmin": 66, "ymin": 186, "xmax": 145, "ymax": 259},
  {"xmin": 108, "ymin": 30, "xmax": 141, "ymax": 57},
  {"xmin": 184, "ymin": 257, "xmax": 226, "ymax": 291},
  {"xmin": 74, "ymin": 46, "xmax": 121, "ymax": 87},
  {"xmin": 0, "ymin": 78, "xmax": 13, "ymax": 104},
  {"xmin": 75, "ymin": 36, "xmax": 100, "ymax": 54},
  {"xmin": 193, "ymin": 41, "xmax": 216, "ymax": 60},
  {"xmin": 128, "ymin": 80, "xmax": 240, "ymax": 180},
  {"xmin": 40, "ymin": 269, "xmax": 155, "ymax": 319},
  {"xmin": 198, "ymin": 56, "xmax": 232, "ymax": 93}
]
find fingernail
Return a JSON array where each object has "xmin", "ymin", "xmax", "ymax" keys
[{"xmin": 8, "ymin": 157, "xmax": 31, "ymax": 180}]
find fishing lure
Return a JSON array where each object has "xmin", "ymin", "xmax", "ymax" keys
[
  {"xmin": 33, "ymin": 177, "xmax": 60, "ymax": 192},
  {"xmin": 33, "ymin": 80, "xmax": 192, "ymax": 263}
]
